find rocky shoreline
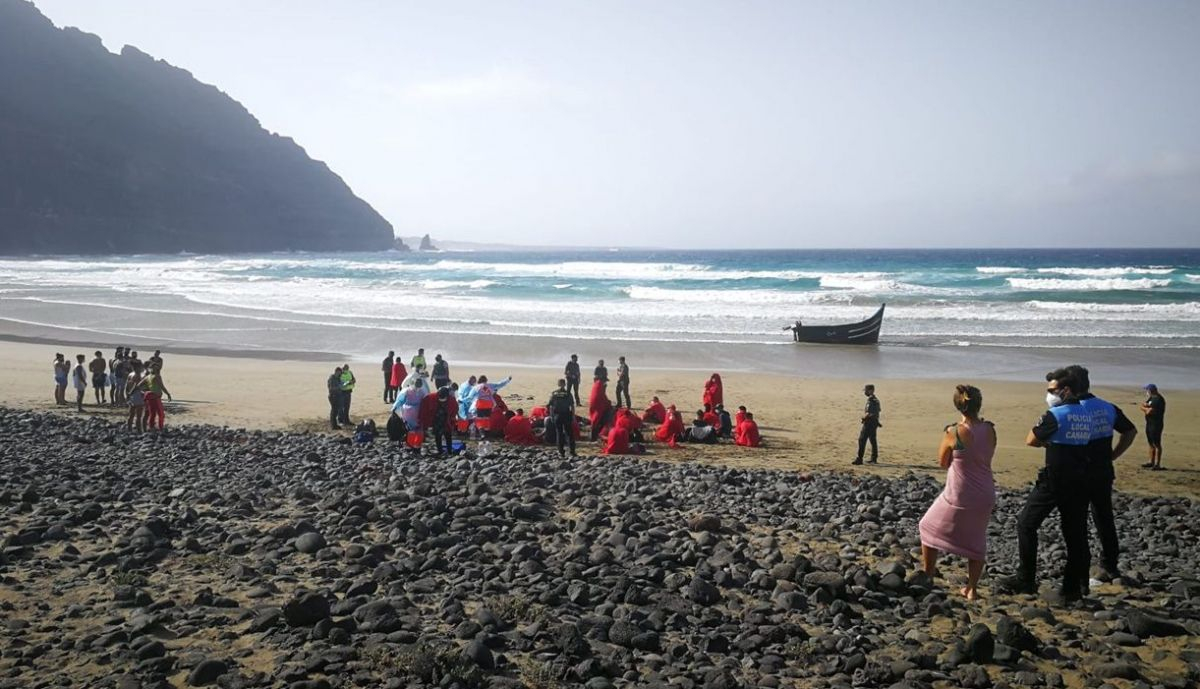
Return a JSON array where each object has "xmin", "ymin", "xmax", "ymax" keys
[{"xmin": 0, "ymin": 408, "xmax": 1196, "ymax": 689}]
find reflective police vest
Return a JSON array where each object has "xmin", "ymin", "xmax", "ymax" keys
[
  {"xmin": 1047, "ymin": 402, "xmax": 1092, "ymax": 445},
  {"xmin": 1078, "ymin": 396, "xmax": 1117, "ymax": 441}
]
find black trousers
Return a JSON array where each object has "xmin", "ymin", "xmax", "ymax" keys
[
  {"xmin": 383, "ymin": 372, "xmax": 392, "ymax": 403},
  {"xmin": 339, "ymin": 391, "xmax": 352, "ymax": 424},
  {"xmin": 553, "ymin": 414, "xmax": 576, "ymax": 455},
  {"xmin": 328, "ymin": 394, "xmax": 341, "ymax": 428},
  {"xmin": 566, "ymin": 378, "xmax": 580, "ymax": 405},
  {"xmin": 615, "ymin": 380, "xmax": 631, "ymax": 409},
  {"xmin": 856, "ymin": 422, "xmax": 878, "ymax": 460},
  {"xmin": 1086, "ymin": 466, "xmax": 1120, "ymax": 572},
  {"xmin": 1016, "ymin": 463, "xmax": 1090, "ymax": 595},
  {"xmin": 433, "ymin": 425, "xmax": 451, "ymax": 455}
]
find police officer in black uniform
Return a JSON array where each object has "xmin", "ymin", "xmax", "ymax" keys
[
  {"xmin": 853, "ymin": 384, "xmax": 881, "ymax": 465},
  {"xmin": 1000, "ymin": 366, "xmax": 1093, "ymax": 604},
  {"xmin": 327, "ymin": 366, "xmax": 344, "ymax": 430},
  {"xmin": 1066, "ymin": 365, "xmax": 1137, "ymax": 584},
  {"xmin": 564, "ymin": 354, "xmax": 581, "ymax": 406},
  {"xmin": 382, "ymin": 351, "xmax": 394, "ymax": 403},
  {"xmin": 547, "ymin": 378, "xmax": 576, "ymax": 458}
]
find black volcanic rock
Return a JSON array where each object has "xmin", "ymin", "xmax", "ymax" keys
[
  {"xmin": 418, "ymin": 233, "xmax": 437, "ymax": 251},
  {"xmin": 0, "ymin": 0, "xmax": 393, "ymax": 254}
]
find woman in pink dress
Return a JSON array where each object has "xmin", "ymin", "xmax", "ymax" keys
[{"xmin": 918, "ymin": 384, "xmax": 996, "ymax": 600}]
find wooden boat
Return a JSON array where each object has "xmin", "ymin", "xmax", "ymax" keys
[{"xmin": 787, "ymin": 304, "xmax": 885, "ymax": 345}]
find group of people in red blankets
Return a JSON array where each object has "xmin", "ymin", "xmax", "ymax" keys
[{"xmin": 492, "ymin": 372, "xmax": 762, "ymax": 455}]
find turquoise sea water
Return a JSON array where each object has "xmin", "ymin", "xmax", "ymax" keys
[{"xmin": 0, "ymin": 248, "xmax": 1198, "ymax": 358}]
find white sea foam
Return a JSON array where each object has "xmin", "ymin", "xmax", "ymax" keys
[
  {"xmin": 1007, "ymin": 277, "xmax": 1171, "ymax": 291},
  {"xmin": 1035, "ymin": 266, "xmax": 1176, "ymax": 277},
  {"xmin": 975, "ymin": 266, "xmax": 1025, "ymax": 274}
]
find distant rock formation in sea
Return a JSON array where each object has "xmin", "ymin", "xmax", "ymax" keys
[
  {"xmin": 418, "ymin": 234, "xmax": 438, "ymax": 251},
  {"xmin": 0, "ymin": 0, "xmax": 394, "ymax": 254}
]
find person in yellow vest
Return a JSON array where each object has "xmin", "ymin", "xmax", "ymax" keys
[
  {"xmin": 338, "ymin": 364, "xmax": 356, "ymax": 425},
  {"xmin": 410, "ymin": 348, "xmax": 427, "ymax": 374}
]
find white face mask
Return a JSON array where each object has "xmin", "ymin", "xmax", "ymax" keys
[{"xmin": 1046, "ymin": 392, "xmax": 1065, "ymax": 408}]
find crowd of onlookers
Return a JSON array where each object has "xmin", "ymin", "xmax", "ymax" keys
[{"xmin": 53, "ymin": 347, "xmax": 172, "ymax": 432}]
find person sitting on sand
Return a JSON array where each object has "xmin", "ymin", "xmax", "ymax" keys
[
  {"xmin": 641, "ymin": 396, "xmax": 666, "ymax": 424},
  {"xmin": 734, "ymin": 412, "xmax": 762, "ymax": 448},
  {"xmin": 918, "ymin": 385, "xmax": 996, "ymax": 601},
  {"xmin": 603, "ymin": 423, "xmax": 644, "ymax": 455},
  {"xmin": 53, "ymin": 353, "xmax": 69, "ymax": 406},
  {"xmin": 701, "ymin": 404, "xmax": 721, "ymax": 432},
  {"xmin": 717, "ymin": 405, "xmax": 733, "ymax": 439},
  {"xmin": 613, "ymin": 407, "xmax": 644, "ymax": 443},
  {"xmin": 703, "ymin": 373, "xmax": 723, "ymax": 409},
  {"xmin": 504, "ymin": 409, "xmax": 538, "ymax": 446},
  {"xmin": 655, "ymin": 405, "xmax": 685, "ymax": 443},
  {"xmin": 687, "ymin": 411, "xmax": 718, "ymax": 444},
  {"xmin": 588, "ymin": 379, "xmax": 614, "ymax": 441},
  {"xmin": 735, "ymin": 405, "xmax": 747, "ymax": 426}
]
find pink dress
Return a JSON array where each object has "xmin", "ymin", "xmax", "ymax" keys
[{"xmin": 918, "ymin": 422, "xmax": 996, "ymax": 561}]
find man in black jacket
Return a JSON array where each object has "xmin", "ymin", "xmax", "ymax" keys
[{"xmin": 564, "ymin": 354, "xmax": 581, "ymax": 405}]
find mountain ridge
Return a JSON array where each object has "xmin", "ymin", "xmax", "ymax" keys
[{"xmin": 0, "ymin": 0, "xmax": 394, "ymax": 254}]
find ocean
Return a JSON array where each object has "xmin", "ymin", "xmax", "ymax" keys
[{"xmin": 1, "ymin": 248, "xmax": 1198, "ymax": 384}]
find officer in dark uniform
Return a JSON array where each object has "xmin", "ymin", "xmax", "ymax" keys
[
  {"xmin": 1066, "ymin": 365, "xmax": 1137, "ymax": 584},
  {"xmin": 853, "ymin": 384, "xmax": 881, "ymax": 465},
  {"xmin": 381, "ymin": 351, "xmax": 394, "ymax": 403},
  {"xmin": 327, "ymin": 366, "xmax": 344, "ymax": 430},
  {"xmin": 1000, "ymin": 366, "xmax": 1092, "ymax": 604},
  {"xmin": 564, "ymin": 354, "xmax": 581, "ymax": 405},
  {"xmin": 547, "ymin": 378, "xmax": 577, "ymax": 458}
]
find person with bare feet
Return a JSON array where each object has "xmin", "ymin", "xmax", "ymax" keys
[
  {"xmin": 1139, "ymin": 383, "xmax": 1166, "ymax": 471},
  {"xmin": 72, "ymin": 354, "xmax": 87, "ymax": 412},
  {"xmin": 918, "ymin": 385, "xmax": 996, "ymax": 600},
  {"xmin": 125, "ymin": 362, "xmax": 146, "ymax": 433},
  {"xmin": 89, "ymin": 351, "xmax": 108, "ymax": 405},
  {"xmin": 53, "ymin": 353, "xmax": 69, "ymax": 405}
]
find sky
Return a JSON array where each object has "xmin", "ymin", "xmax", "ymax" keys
[{"xmin": 30, "ymin": 0, "xmax": 1200, "ymax": 248}]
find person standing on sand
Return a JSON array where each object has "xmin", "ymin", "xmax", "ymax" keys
[
  {"xmin": 382, "ymin": 351, "xmax": 395, "ymax": 403},
  {"xmin": 53, "ymin": 353, "xmax": 69, "ymax": 405},
  {"xmin": 108, "ymin": 348, "xmax": 122, "ymax": 405},
  {"xmin": 327, "ymin": 366, "xmax": 344, "ymax": 430},
  {"xmin": 411, "ymin": 348, "xmax": 427, "ymax": 375},
  {"xmin": 565, "ymin": 354, "xmax": 581, "ymax": 405},
  {"xmin": 389, "ymin": 358, "xmax": 406, "ymax": 405},
  {"xmin": 139, "ymin": 364, "xmax": 172, "ymax": 430},
  {"xmin": 125, "ymin": 362, "xmax": 146, "ymax": 433},
  {"xmin": 918, "ymin": 385, "xmax": 996, "ymax": 601},
  {"xmin": 853, "ymin": 384, "xmax": 881, "ymax": 465},
  {"xmin": 72, "ymin": 354, "xmax": 87, "ymax": 412},
  {"xmin": 614, "ymin": 356, "xmax": 631, "ymax": 409},
  {"xmin": 89, "ymin": 351, "xmax": 108, "ymax": 405},
  {"xmin": 338, "ymin": 364, "xmax": 356, "ymax": 425},
  {"xmin": 432, "ymin": 354, "xmax": 450, "ymax": 391},
  {"xmin": 548, "ymin": 379, "xmax": 577, "ymax": 458},
  {"xmin": 999, "ymin": 367, "xmax": 1091, "ymax": 604},
  {"xmin": 1140, "ymin": 383, "xmax": 1166, "ymax": 470},
  {"xmin": 148, "ymin": 350, "xmax": 164, "ymax": 371},
  {"xmin": 594, "ymin": 359, "xmax": 608, "ymax": 383}
]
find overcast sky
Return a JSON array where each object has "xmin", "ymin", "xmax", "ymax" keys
[{"xmin": 31, "ymin": 1, "xmax": 1200, "ymax": 248}]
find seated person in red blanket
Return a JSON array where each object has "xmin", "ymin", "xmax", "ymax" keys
[
  {"xmin": 503, "ymin": 408, "xmax": 538, "ymax": 445},
  {"xmin": 734, "ymin": 411, "xmax": 762, "ymax": 448},
  {"xmin": 641, "ymin": 396, "xmax": 667, "ymax": 424}
]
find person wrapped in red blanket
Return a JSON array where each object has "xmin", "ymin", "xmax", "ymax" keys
[
  {"xmin": 641, "ymin": 396, "xmax": 666, "ymax": 424},
  {"xmin": 702, "ymin": 373, "xmax": 723, "ymax": 409},
  {"xmin": 504, "ymin": 409, "xmax": 538, "ymax": 445},
  {"xmin": 588, "ymin": 379, "xmax": 613, "ymax": 441},
  {"xmin": 734, "ymin": 411, "xmax": 761, "ymax": 447},
  {"xmin": 655, "ymin": 406, "xmax": 685, "ymax": 443}
]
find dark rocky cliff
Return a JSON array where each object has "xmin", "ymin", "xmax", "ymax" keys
[{"xmin": 0, "ymin": 0, "xmax": 394, "ymax": 254}]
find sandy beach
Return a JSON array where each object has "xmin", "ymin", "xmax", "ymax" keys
[{"xmin": 2, "ymin": 339, "xmax": 1194, "ymax": 498}]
